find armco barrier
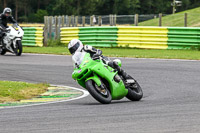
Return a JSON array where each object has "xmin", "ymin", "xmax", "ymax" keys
[
  {"xmin": 60, "ymin": 26, "xmax": 200, "ymax": 49},
  {"xmin": 22, "ymin": 27, "xmax": 44, "ymax": 47},
  {"xmin": 117, "ymin": 26, "xmax": 168, "ymax": 49},
  {"xmin": 61, "ymin": 27, "xmax": 118, "ymax": 47},
  {"xmin": 168, "ymin": 27, "xmax": 200, "ymax": 49}
]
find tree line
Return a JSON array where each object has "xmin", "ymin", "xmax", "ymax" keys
[{"xmin": 0, "ymin": 0, "xmax": 199, "ymax": 23}]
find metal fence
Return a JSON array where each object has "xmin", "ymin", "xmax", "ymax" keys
[
  {"xmin": 43, "ymin": 13, "xmax": 200, "ymax": 45},
  {"xmin": 44, "ymin": 14, "xmax": 176, "ymax": 27}
]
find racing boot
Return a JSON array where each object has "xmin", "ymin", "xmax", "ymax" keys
[{"xmin": 113, "ymin": 61, "xmax": 135, "ymax": 84}]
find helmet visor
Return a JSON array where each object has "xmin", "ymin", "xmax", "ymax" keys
[
  {"xmin": 5, "ymin": 12, "xmax": 11, "ymax": 16},
  {"xmin": 69, "ymin": 42, "xmax": 80, "ymax": 55}
]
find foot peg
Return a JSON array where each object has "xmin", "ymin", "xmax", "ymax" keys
[{"xmin": 125, "ymin": 79, "xmax": 135, "ymax": 84}]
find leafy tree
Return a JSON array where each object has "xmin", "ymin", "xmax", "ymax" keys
[
  {"xmin": 113, "ymin": 0, "xmax": 140, "ymax": 14},
  {"xmin": 34, "ymin": 9, "xmax": 48, "ymax": 23},
  {"xmin": 0, "ymin": 0, "xmax": 199, "ymax": 22},
  {"xmin": 53, "ymin": 0, "xmax": 76, "ymax": 15},
  {"xmin": 79, "ymin": 0, "xmax": 103, "ymax": 15}
]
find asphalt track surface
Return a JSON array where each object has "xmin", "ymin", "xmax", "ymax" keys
[{"xmin": 0, "ymin": 53, "xmax": 200, "ymax": 133}]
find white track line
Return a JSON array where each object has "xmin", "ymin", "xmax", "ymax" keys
[{"xmin": 0, "ymin": 85, "xmax": 89, "ymax": 110}]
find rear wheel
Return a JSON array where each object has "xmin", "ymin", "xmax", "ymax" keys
[
  {"xmin": 126, "ymin": 77, "xmax": 143, "ymax": 101},
  {"xmin": 14, "ymin": 40, "xmax": 22, "ymax": 56},
  {"xmin": 85, "ymin": 79, "xmax": 112, "ymax": 104}
]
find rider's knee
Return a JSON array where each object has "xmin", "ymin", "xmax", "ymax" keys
[
  {"xmin": 113, "ymin": 61, "xmax": 119, "ymax": 67},
  {"xmin": 108, "ymin": 61, "xmax": 114, "ymax": 67}
]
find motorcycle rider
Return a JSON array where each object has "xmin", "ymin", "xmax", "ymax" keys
[
  {"xmin": 0, "ymin": 7, "xmax": 17, "ymax": 45},
  {"xmin": 68, "ymin": 39, "xmax": 134, "ymax": 83}
]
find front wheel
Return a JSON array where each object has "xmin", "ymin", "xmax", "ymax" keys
[
  {"xmin": 14, "ymin": 40, "xmax": 22, "ymax": 56},
  {"xmin": 0, "ymin": 47, "xmax": 6, "ymax": 55},
  {"xmin": 0, "ymin": 41, "xmax": 6, "ymax": 55},
  {"xmin": 126, "ymin": 78, "xmax": 143, "ymax": 101},
  {"xmin": 85, "ymin": 79, "xmax": 112, "ymax": 104}
]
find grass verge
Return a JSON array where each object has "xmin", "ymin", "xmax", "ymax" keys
[
  {"xmin": 0, "ymin": 81, "xmax": 49, "ymax": 103},
  {"xmin": 139, "ymin": 7, "xmax": 200, "ymax": 27},
  {"xmin": 23, "ymin": 47, "xmax": 200, "ymax": 60}
]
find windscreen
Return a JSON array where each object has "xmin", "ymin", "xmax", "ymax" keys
[{"xmin": 72, "ymin": 51, "xmax": 86, "ymax": 67}]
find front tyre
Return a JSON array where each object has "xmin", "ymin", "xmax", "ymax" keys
[
  {"xmin": 126, "ymin": 79, "xmax": 143, "ymax": 101},
  {"xmin": 14, "ymin": 40, "xmax": 22, "ymax": 56},
  {"xmin": 0, "ymin": 47, "xmax": 6, "ymax": 55},
  {"xmin": 85, "ymin": 79, "xmax": 112, "ymax": 104}
]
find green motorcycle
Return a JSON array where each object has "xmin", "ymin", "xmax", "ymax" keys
[{"xmin": 72, "ymin": 52, "xmax": 143, "ymax": 104}]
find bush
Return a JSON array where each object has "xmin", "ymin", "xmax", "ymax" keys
[
  {"xmin": 197, "ymin": 45, "xmax": 200, "ymax": 51},
  {"xmin": 27, "ymin": 13, "xmax": 36, "ymax": 23},
  {"xmin": 34, "ymin": 9, "xmax": 48, "ymax": 23},
  {"xmin": 190, "ymin": 45, "xmax": 200, "ymax": 51},
  {"xmin": 47, "ymin": 39, "xmax": 65, "ymax": 47},
  {"xmin": 18, "ymin": 16, "xmax": 29, "ymax": 22}
]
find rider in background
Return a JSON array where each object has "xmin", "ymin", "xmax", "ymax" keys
[
  {"xmin": 68, "ymin": 39, "xmax": 134, "ymax": 83},
  {"xmin": 0, "ymin": 7, "xmax": 17, "ymax": 42}
]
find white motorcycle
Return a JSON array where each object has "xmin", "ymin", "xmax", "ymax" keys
[{"xmin": 0, "ymin": 24, "xmax": 24, "ymax": 56}]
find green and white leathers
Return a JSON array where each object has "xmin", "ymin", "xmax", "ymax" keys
[{"xmin": 72, "ymin": 51, "xmax": 143, "ymax": 104}]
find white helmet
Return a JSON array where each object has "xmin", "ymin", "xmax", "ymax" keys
[
  {"xmin": 3, "ymin": 7, "xmax": 12, "ymax": 16},
  {"xmin": 68, "ymin": 39, "xmax": 83, "ymax": 55}
]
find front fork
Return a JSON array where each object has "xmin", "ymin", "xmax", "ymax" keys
[
  {"xmin": 86, "ymin": 73, "xmax": 102, "ymax": 87},
  {"xmin": 85, "ymin": 73, "xmax": 108, "ymax": 94},
  {"xmin": 13, "ymin": 38, "xmax": 21, "ymax": 48}
]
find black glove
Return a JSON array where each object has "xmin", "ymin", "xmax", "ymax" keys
[
  {"xmin": 96, "ymin": 49, "xmax": 102, "ymax": 55},
  {"xmin": 92, "ymin": 54, "xmax": 100, "ymax": 60},
  {"xmin": 0, "ymin": 25, "xmax": 6, "ymax": 31}
]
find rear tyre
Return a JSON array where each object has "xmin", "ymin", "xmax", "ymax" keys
[
  {"xmin": 14, "ymin": 40, "xmax": 22, "ymax": 56},
  {"xmin": 126, "ymin": 77, "xmax": 143, "ymax": 101},
  {"xmin": 85, "ymin": 79, "xmax": 112, "ymax": 104}
]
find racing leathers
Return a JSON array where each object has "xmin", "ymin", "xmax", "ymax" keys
[{"xmin": 0, "ymin": 13, "xmax": 17, "ymax": 43}]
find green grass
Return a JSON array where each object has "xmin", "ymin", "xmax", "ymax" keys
[
  {"xmin": 139, "ymin": 7, "xmax": 200, "ymax": 27},
  {"xmin": 0, "ymin": 81, "xmax": 49, "ymax": 103},
  {"xmin": 23, "ymin": 46, "xmax": 200, "ymax": 60},
  {"xmin": 24, "ymin": 46, "xmax": 70, "ymax": 55}
]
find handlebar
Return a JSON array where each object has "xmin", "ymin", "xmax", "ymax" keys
[
  {"xmin": 4, "ymin": 29, "xmax": 10, "ymax": 32},
  {"xmin": 0, "ymin": 28, "xmax": 10, "ymax": 33},
  {"xmin": 92, "ymin": 55, "xmax": 108, "ymax": 64}
]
